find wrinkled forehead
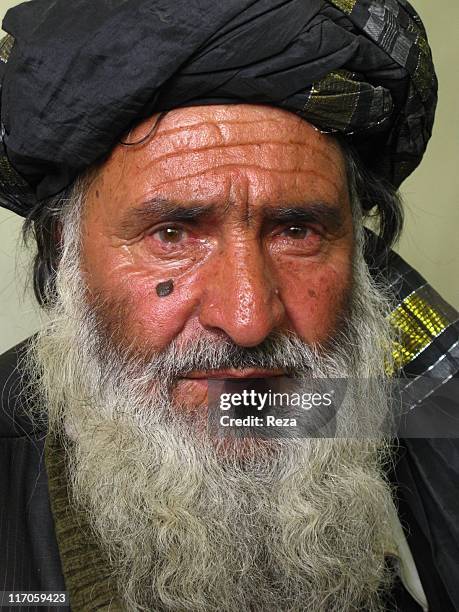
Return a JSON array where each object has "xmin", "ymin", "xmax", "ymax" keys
[
  {"xmin": 87, "ymin": 104, "xmax": 349, "ymax": 215},
  {"xmin": 115, "ymin": 104, "xmax": 344, "ymax": 165}
]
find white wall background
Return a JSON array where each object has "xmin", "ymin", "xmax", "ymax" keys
[{"xmin": 0, "ymin": 0, "xmax": 458, "ymax": 353}]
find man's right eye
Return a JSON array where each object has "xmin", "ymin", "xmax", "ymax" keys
[{"xmin": 151, "ymin": 226, "xmax": 189, "ymax": 244}]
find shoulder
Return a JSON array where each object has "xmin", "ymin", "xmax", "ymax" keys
[{"xmin": 0, "ymin": 337, "xmax": 43, "ymax": 437}]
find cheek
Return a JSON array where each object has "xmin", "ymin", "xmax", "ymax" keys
[
  {"xmin": 82, "ymin": 247, "xmax": 203, "ymax": 353},
  {"xmin": 277, "ymin": 257, "xmax": 352, "ymax": 344},
  {"xmin": 124, "ymin": 275, "xmax": 200, "ymax": 349}
]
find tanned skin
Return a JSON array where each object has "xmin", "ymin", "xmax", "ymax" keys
[{"xmin": 80, "ymin": 104, "xmax": 354, "ymax": 409}]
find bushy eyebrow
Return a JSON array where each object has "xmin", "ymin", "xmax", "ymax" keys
[
  {"xmin": 119, "ymin": 197, "xmax": 343, "ymax": 232},
  {"xmin": 262, "ymin": 204, "xmax": 344, "ymax": 231},
  {"xmin": 120, "ymin": 198, "xmax": 218, "ymax": 233}
]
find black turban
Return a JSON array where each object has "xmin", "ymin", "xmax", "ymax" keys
[{"xmin": 0, "ymin": 0, "xmax": 437, "ymax": 217}]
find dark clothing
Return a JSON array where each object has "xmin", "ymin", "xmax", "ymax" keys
[{"xmin": 0, "ymin": 341, "xmax": 67, "ymax": 609}]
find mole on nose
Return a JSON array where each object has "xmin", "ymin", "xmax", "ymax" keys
[{"xmin": 156, "ymin": 279, "xmax": 174, "ymax": 297}]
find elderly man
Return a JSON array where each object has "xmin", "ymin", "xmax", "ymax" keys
[{"xmin": 0, "ymin": 1, "xmax": 458, "ymax": 611}]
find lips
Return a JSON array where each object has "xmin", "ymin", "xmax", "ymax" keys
[{"xmin": 183, "ymin": 368, "xmax": 285, "ymax": 380}]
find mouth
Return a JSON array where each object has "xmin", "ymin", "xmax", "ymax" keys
[
  {"xmin": 174, "ymin": 369, "xmax": 288, "ymax": 411},
  {"xmin": 183, "ymin": 368, "xmax": 286, "ymax": 380}
]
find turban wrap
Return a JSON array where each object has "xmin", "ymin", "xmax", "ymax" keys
[{"xmin": 0, "ymin": 0, "xmax": 437, "ymax": 216}]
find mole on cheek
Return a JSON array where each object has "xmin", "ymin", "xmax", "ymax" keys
[
  {"xmin": 156, "ymin": 279, "xmax": 174, "ymax": 297},
  {"xmin": 95, "ymin": 189, "xmax": 100, "ymax": 199}
]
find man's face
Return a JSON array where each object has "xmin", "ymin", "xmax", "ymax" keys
[{"xmin": 80, "ymin": 104, "xmax": 354, "ymax": 408}]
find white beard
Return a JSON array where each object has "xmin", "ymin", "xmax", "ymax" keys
[{"xmin": 26, "ymin": 203, "xmax": 399, "ymax": 611}]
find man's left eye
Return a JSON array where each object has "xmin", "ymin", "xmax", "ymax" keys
[
  {"xmin": 281, "ymin": 225, "xmax": 311, "ymax": 239},
  {"xmin": 152, "ymin": 226, "xmax": 188, "ymax": 244}
]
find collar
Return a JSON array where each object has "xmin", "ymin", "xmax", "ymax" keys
[
  {"xmin": 386, "ymin": 500, "xmax": 429, "ymax": 611},
  {"xmin": 45, "ymin": 432, "xmax": 124, "ymax": 611}
]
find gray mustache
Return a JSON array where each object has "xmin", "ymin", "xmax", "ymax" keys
[{"xmin": 143, "ymin": 332, "xmax": 316, "ymax": 380}]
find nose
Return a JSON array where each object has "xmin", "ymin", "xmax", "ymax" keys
[{"xmin": 198, "ymin": 238, "xmax": 286, "ymax": 347}]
